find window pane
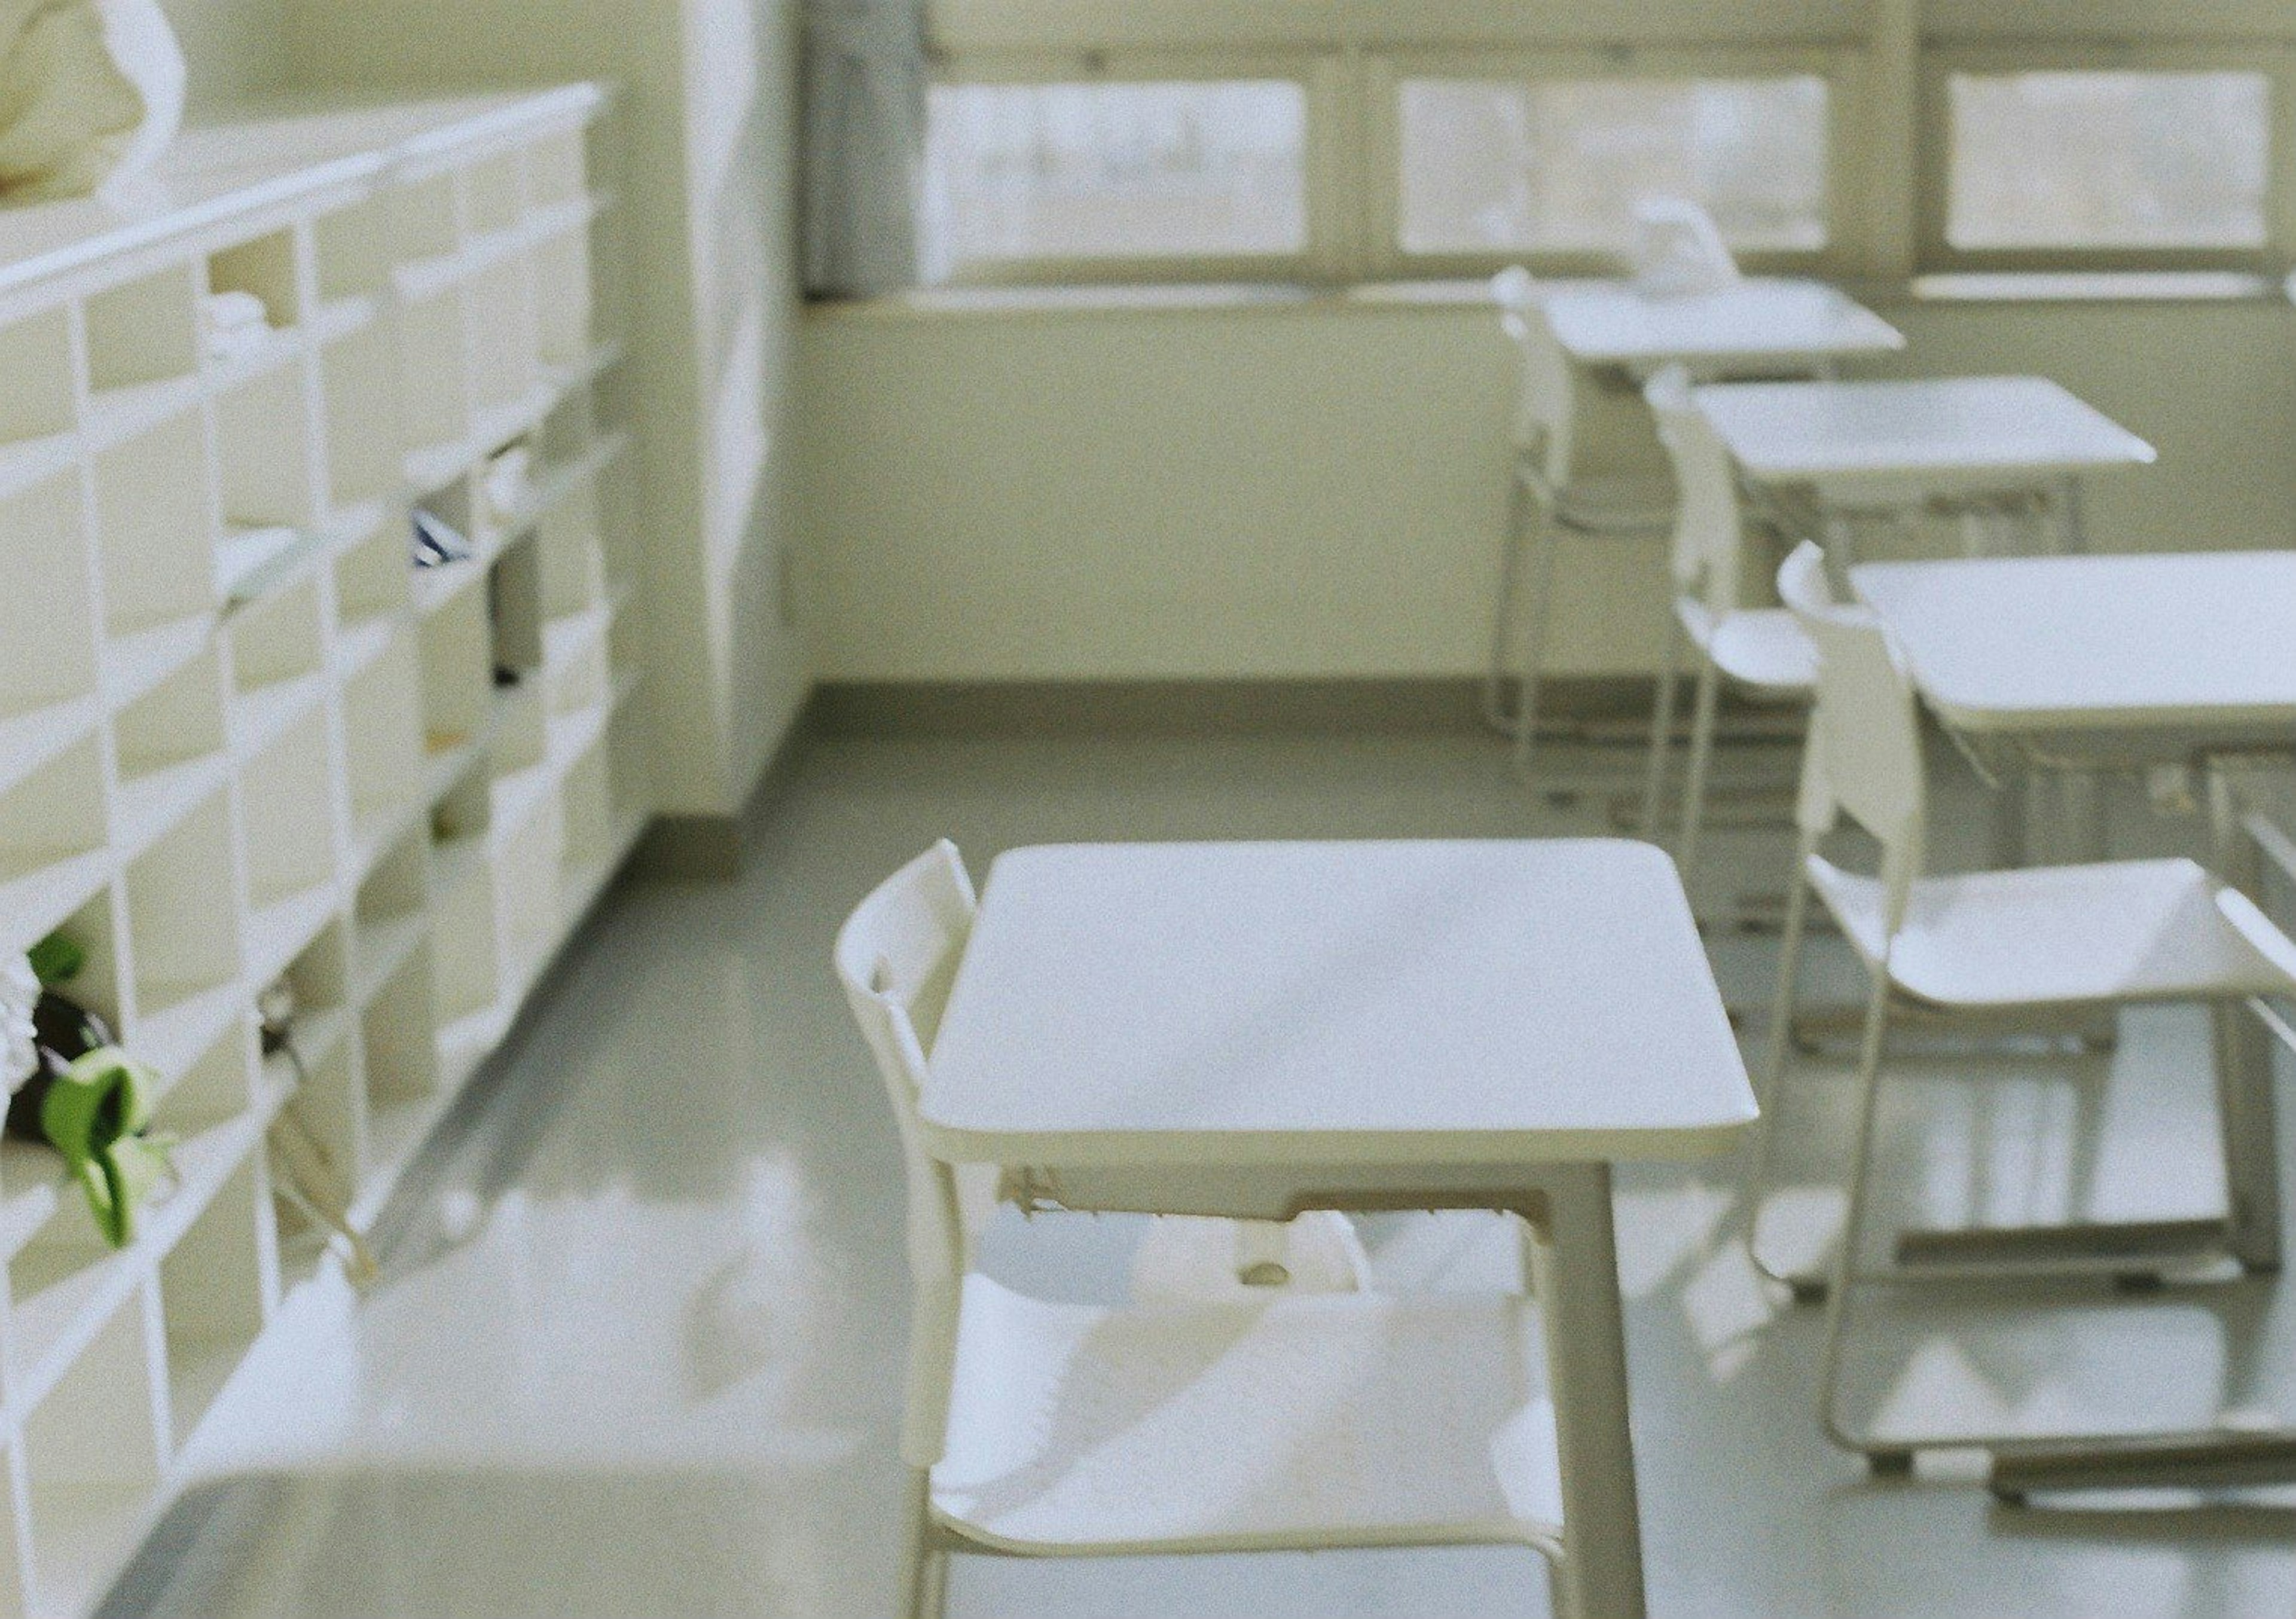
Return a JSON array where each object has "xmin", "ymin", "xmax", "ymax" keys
[
  {"xmin": 1397, "ymin": 77, "xmax": 1829, "ymax": 256},
  {"xmin": 1947, "ymin": 72, "xmax": 2269, "ymax": 250},
  {"xmin": 923, "ymin": 82, "xmax": 1306, "ymax": 268}
]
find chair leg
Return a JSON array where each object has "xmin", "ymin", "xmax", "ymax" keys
[
  {"xmin": 1513, "ymin": 509, "xmax": 1562, "ymax": 781},
  {"xmin": 1639, "ymin": 622, "xmax": 1683, "ymax": 841},
  {"xmin": 1747, "ymin": 834, "xmax": 1819, "ymax": 1292},
  {"xmin": 1676, "ymin": 659, "xmax": 1723, "ymax": 885},
  {"xmin": 900, "ymin": 1467, "xmax": 946, "ymax": 1619},
  {"xmin": 1485, "ymin": 469, "xmax": 1534, "ymax": 740},
  {"xmin": 1816, "ymin": 970, "xmax": 1899, "ymax": 1461}
]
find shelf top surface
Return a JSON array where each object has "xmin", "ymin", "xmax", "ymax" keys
[{"xmin": 0, "ymin": 84, "xmax": 604, "ymax": 303}]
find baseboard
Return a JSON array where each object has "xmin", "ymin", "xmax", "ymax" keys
[
  {"xmin": 628, "ymin": 695, "xmax": 822, "ymax": 881},
  {"xmin": 810, "ymin": 676, "xmax": 1661, "ymax": 737}
]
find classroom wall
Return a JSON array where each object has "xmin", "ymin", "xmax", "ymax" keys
[
  {"xmin": 164, "ymin": 0, "xmax": 290, "ymax": 114},
  {"xmin": 793, "ymin": 294, "xmax": 2296, "ymax": 683}
]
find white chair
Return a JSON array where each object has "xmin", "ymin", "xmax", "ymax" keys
[
  {"xmin": 1751, "ymin": 542, "xmax": 2296, "ymax": 1467},
  {"xmin": 1639, "ymin": 366, "xmax": 1816, "ymax": 890},
  {"xmin": 1485, "ymin": 266, "xmax": 1674, "ymax": 774},
  {"xmin": 836, "ymin": 844, "xmax": 1570, "ymax": 1618}
]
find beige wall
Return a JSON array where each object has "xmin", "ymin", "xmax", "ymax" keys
[
  {"xmin": 164, "ymin": 0, "xmax": 290, "ymax": 114},
  {"xmin": 795, "ymin": 294, "xmax": 2296, "ymax": 683},
  {"xmin": 277, "ymin": 0, "xmax": 808, "ymax": 818}
]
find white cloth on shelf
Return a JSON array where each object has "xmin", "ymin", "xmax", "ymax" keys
[{"xmin": 200, "ymin": 288, "xmax": 272, "ymax": 356}]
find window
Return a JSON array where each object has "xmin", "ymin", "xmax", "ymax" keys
[
  {"xmin": 1396, "ymin": 76, "xmax": 1830, "ymax": 258},
  {"xmin": 922, "ymin": 81, "xmax": 1309, "ymax": 276},
  {"xmin": 1945, "ymin": 71, "xmax": 2271, "ymax": 251}
]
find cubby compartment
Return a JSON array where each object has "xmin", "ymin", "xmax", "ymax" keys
[
  {"xmin": 557, "ymin": 734, "xmax": 616, "ymax": 912},
  {"xmin": 236, "ymin": 707, "xmax": 340, "ymax": 987},
  {"xmin": 0, "ymin": 738, "xmax": 111, "ymax": 957},
  {"xmin": 270, "ymin": 1016, "xmax": 359, "ymax": 1294},
  {"xmin": 80, "ymin": 263, "xmax": 201, "ymax": 431},
  {"xmin": 531, "ymin": 230, "xmax": 595, "ymax": 369},
  {"xmin": 225, "ymin": 573, "xmax": 327, "ymax": 760},
  {"xmin": 109, "ymin": 642, "xmax": 228, "ymax": 860},
  {"xmin": 331, "ymin": 515, "xmax": 410, "ymax": 677},
  {"xmin": 313, "ymin": 197, "xmax": 389, "ymax": 310},
  {"xmin": 419, "ymin": 584, "xmax": 491, "ymax": 766},
  {"xmin": 93, "ymin": 413, "xmax": 215, "ymax": 661},
  {"xmin": 122, "ymin": 789, "xmax": 243, "ymax": 1084},
  {"xmin": 359, "ymin": 939, "xmax": 440, "ymax": 1184},
  {"xmin": 152, "ymin": 1011, "xmax": 256, "ymax": 1144},
  {"xmin": 213, "ymin": 367, "xmax": 319, "ymax": 603},
  {"xmin": 17, "ymin": 1293, "xmax": 163, "ymax": 1617},
  {"xmin": 319, "ymin": 320, "xmax": 402, "ymax": 511},
  {"xmin": 387, "ymin": 170, "xmax": 461, "ymax": 276},
  {"xmin": 409, "ymin": 475, "xmax": 481, "ymax": 611},
  {"xmin": 533, "ymin": 383, "xmax": 597, "ymax": 473},
  {"xmin": 428, "ymin": 778, "xmax": 500, "ymax": 1084},
  {"xmin": 0, "ymin": 475, "xmax": 101, "ymax": 792},
  {"xmin": 535, "ymin": 478, "xmax": 606, "ymax": 621},
  {"xmin": 488, "ymin": 534, "xmax": 544, "ymax": 679},
  {"xmin": 340, "ymin": 628, "xmax": 425, "ymax": 867},
  {"xmin": 0, "ymin": 305, "xmax": 78, "ymax": 477},
  {"xmin": 466, "ymin": 257, "xmax": 539, "ymax": 417},
  {"xmin": 352, "ymin": 832, "xmax": 429, "ymax": 1004},
  {"xmin": 462, "ymin": 149, "xmax": 526, "ymax": 243},
  {"xmin": 28, "ymin": 891, "xmax": 127, "ymax": 1049},
  {"xmin": 527, "ymin": 126, "xmax": 588, "ymax": 210},
  {"xmin": 158, "ymin": 1156, "xmax": 270, "ymax": 1449},
  {"xmin": 396, "ymin": 291, "xmax": 471, "ymax": 463},
  {"xmin": 206, "ymin": 228, "xmax": 304, "ymax": 334},
  {"xmin": 596, "ymin": 459, "xmax": 639, "ymax": 588},
  {"xmin": 546, "ymin": 630, "xmax": 610, "ymax": 725},
  {"xmin": 492, "ymin": 791, "xmax": 562, "ymax": 995}
]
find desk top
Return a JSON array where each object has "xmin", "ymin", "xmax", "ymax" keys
[
  {"xmin": 921, "ymin": 840, "xmax": 1756, "ymax": 1168},
  {"xmin": 1852, "ymin": 551, "xmax": 2296, "ymax": 735},
  {"xmin": 1693, "ymin": 375, "xmax": 2155, "ymax": 494},
  {"xmin": 1541, "ymin": 278, "xmax": 1904, "ymax": 370}
]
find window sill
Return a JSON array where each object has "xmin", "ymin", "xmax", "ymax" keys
[{"xmin": 805, "ymin": 271, "xmax": 2295, "ymax": 323}]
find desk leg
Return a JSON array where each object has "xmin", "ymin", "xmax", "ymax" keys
[
  {"xmin": 2057, "ymin": 475, "xmax": 2087, "ymax": 554},
  {"xmin": 1534, "ymin": 1163, "xmax": 1647, "ymax": 1619},
  {"xmin": 2209, "ymin": 771, "xmax": 2284, "ymax": 1273}
]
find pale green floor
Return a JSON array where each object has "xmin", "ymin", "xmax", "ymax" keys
[{"xmin": 110, "ymin": 729, "xmax": 2296, "ymax": 1618}]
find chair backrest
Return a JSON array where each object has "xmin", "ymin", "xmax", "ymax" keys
[
  {"xmin": 1644, "ymin": 364, "xmax": 1746, "ymax": 614},
  {"xmin": 833, "ymin": 839, "xmax": 981, "ymax": 1466},
  {"xmin": 1776, "ymin": 543, "xmax": 1929, "ymax": 934},
  {"xmin": 1492, "ymin": 265, "xmax": 1577, "ymax": 489}
]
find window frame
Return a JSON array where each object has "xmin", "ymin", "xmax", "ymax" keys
[
  {"xmin": 1916, "ymin": 43, "xmax": 2296, "ymax": 274},
  {"xmin": 921, "ymin": 50, "xmax": 1349, "ymax": 288},
  {"xmin": 1360, "ymin": 45, "xmax": 1863, "ymax": 283}
]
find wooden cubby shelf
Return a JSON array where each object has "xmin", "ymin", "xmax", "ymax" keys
[{"xmin": 0, "ymin": 83, "xmax": 646, "ymax": 1616}]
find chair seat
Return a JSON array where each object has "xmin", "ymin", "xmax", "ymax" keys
[
  {"xmin": 933, "ymin": 1276, "xmax": 1561, "ymax": 1555},
  {"xmin": 1808, "ymin": 854, "xmax": 2295, "ymax": 1008},
  {"xmin": 1677, "ymin": 601, "xmax": 1818, "ymax": 693},
  {"xmin": 1542, "ymin": 471, "xmax": 1675, "ymax": 534}
]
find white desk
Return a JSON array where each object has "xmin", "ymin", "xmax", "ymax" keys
[
  {"xmin": 1850, "ymin": 551, "xmax": 2296, "ymax": 740},
  {"xmin": 1692, "ymin": 375, "xmax": 2155, "ymax": 514},
  {"xmin": 1541, "ymin": 278, "xmax": 1904, "ymax": 376},
  {"xmin": 923, "ymin": 839, "xmax": 1757, "ymax": 1619}
]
